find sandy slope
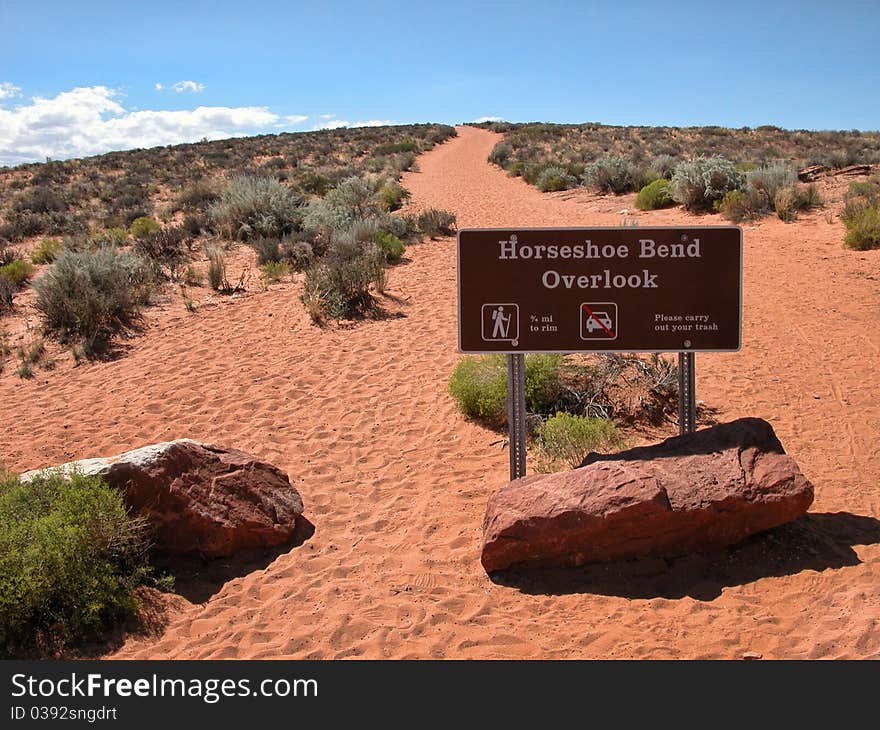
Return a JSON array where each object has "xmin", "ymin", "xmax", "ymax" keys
[{"xmin": 3, "ymin": 126, "xmax": 879, "ymax": 659}]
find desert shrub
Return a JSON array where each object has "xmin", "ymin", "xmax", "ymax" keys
[
  {"xmin": 378, "ymin": 181, "xmax": 411, "ymax": 211},
  {"xmin": 842, "ymin": 179, "xmax": 880, "ymax": 225},
  {"xmin": 207, "ymin": 249, "xmax": 226, "ymax": 290},
  {"xmin": 536, "ymin": 166, "xmax": 578, "ymax": 192},
  {"xmin": 488, "ymin": 141, "xmax": 513, "ymax": 167},
  {"xmin": 282, "ymin": 240, "xmax": 314, "ymax": 271},
  {"xmin": 417, "ymin": 208, "xmax": 456, "ymax": 238},
  {"xmin": 181, "ymin": 213, "xmax": 207, "ymax": 237},
  {"xmin": 843, "ymin": 207, "xmax": 880, "ymax": 250},
  {"xmin": 301, "ymin": 233, "xmax": 386, "ymax": 321},
  {"xmin": 717, "ymin": 189, "xmax": 758, "ymax": 222},
  {"xmin": 635, "ymin": 179, "xmax": 675, "ymax": 210},
  {"xmin": 176, "ymin": 181, "xmax": 219, "ymax": 211},
  {"xmin": 209, "ymin": 176, "xmax": 303, "ymax": 240},
  {"xmin": 774, "ymin": 184, "xmax": 822, "ymax": 222},
  {"xmin": 133, "ymin": 226, "xmax": 190, "ymax": 279},
  {"xmin": 534, "ymin": 413, "xmax": 621, "ymax": 472},
  {"xmin": 90, "ymin": 228, "xmax": 129, "ymax": 248},
  {"xmin": 671, "ymin": 156, "xmax": 744, "ymax": 210},
  {"xmin": 129, "ymin": 216, "xmax": 161, "ymax": 239},
  {"xmin": 0, "ymin": 277, "xmax": 15, "ymax": 313},
  {"xmin": 0, "ymin": 470, "xmax": 151, "ymax": 658},
  {"xmin": 31, "ymin": 238, "xmax": 64, "ymax": 264},
  {"xmin": 583, "ymin": 156, "xmax": 644, "ymax": 194},
  {"xmin": 250, "ymin": 237, "xmax": 282, "ymax": 265},
  {"xmin": 33, "ymin": 248, "xmax": 155, "ymax": 355},
  {"xmin": 13, "ymin": 186, "xmax": 68, "ymax": 214},
  {"xmin": 303, "ymin": 176, "xmax": 385, "ymax": 232},
  {"xmin": 447, "ymin": 353, "xmax": 564, "ymax": 429},
  {"xmin": 0, "ymin": 259, "xmax": 35, "ymax": 287},
  {"xmin": 746, "ymin": 163, "xmax": 796, "ymax": 204},
  {"xmin": 375, "ymin": 231, "xmax": 405, "ymax": 262},
  {"xmin": 648, "ymin": 154, "xmax": 677, "ymax": 179},
  {"xmin": 261, "ymin": 260, "xmax": 290, "ymax": 282}
]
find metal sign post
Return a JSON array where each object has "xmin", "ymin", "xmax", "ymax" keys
[
  {"xmin": 678, "ymin": 352, "xmax": 696, "ymax": 434},
  {"xmin": 507, "ymin": 354, "xmax": 527, "ymax": 479}
]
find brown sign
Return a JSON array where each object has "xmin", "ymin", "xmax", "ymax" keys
[{"xmin": 457, "ymin": 226, "xmax": 742, "ymax": 353}]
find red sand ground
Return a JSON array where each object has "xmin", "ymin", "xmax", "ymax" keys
[{"xmin": 2, "ymin": 126, "xmax": 879, "ymax": 658}]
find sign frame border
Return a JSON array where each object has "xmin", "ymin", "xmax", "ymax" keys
[{"xmin": 456, "ymin": 225, "xmax": 743, "ymax": 355}]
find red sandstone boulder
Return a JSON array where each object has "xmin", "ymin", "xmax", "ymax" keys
[
  {"xmin": 481, "ymin": 418, "xmax": 814, "ymax": 573},
  {"xmin": 22, "ymin": 440, "xmax": 303, "ymax": 557}
]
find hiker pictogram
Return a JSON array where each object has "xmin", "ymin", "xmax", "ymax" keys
[{"xmin": 482, "ymin": 303, "xmax": 519, "ymax": 346}]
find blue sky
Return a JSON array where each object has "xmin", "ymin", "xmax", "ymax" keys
[{"xmin": 1, "ymin": 0, "xmax": 878, "ymax": 165}]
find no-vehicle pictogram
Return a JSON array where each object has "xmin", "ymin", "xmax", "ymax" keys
[{"xmin": 580, "ymin": 302, "xmax": 618, "ymax": 340}]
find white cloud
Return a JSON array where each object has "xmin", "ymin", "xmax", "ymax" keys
[
  {"xmin": 284, "ymin": 114, "xmax": 308, "ymax": 124},
  {"xmin": 154, "ymin": 82, "xmax": 164, "ymax": 91},
  {"xmin": 319, "ymin": 113, "xmax": 336, "ymax": 120},
  {"xmin": 0, "ymin": 82, "xmax": 22, "ymax": 100},
  {"xmin": 472, "ymin": 115, "xmax": 503, "ymax": 123},
  {"xmin": 172, "ymin": 80, "xmax": 205, "ymax": 94},
  {"xmin": 351, "ymin": 119, "xmax": 393, "ymax": 128},
  {"xmin": 0, "ymin": 86, "xmax": 281, "ymax": 165},
  {"xmin": 312, "ymin": 118, "xmax": 394, "ymax": 131},
  {"xmin": 313, "ymin": 119, "xmax": 350, "ymax": 130}
]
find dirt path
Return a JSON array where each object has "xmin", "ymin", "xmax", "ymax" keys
[{"xmin": 4, "ymin": 125, "xmax": 878, "ymax": 659}]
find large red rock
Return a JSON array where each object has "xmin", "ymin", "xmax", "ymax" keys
[
  {"xmin": 481, "ymin": 418, "xmax": 814, "ymax": 573},
  {"xmin": 21, "ymin": 440, "xmax": 303, "ymax": 557}
]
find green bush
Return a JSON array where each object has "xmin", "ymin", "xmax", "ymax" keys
[
  {"xmin": 91, "ymin": 228, "xmax": 129, "ymax": 248},
  {"xmin": 843, "ymin": 206, "xmax": 880, "ymax": 250},
  {"xmin": 671, "ymin": 156, "xmax": 744, "ymax": 210},
  {"xmin": 33, "ymin": 248, "xmax": 155, "ymax": 355},
  {"xmin": 207, "ymin": 248, "xmax": 226, "ymax": 291},
  {"xmin": 635, "ymin": 179, "xmax": 675, "ymax": 210},
  {"xmin": 536, "ymin": 166, "xmax": 578, "ymax": 192},
  {"xmin": 209, "ymin": 176, "xmax": 303, "ymax": 240},
  {"xmin": 375, "ymin": 231, "xmax": 405, "ymax": 262},
  {"xmin": 31, "ymin": 238, "xmax": 64, "ymax": 265},
  {"xmin": 534, "ymin": 413, "xmax": 621, "ymax": 472},
  {"xmin": 447, "ymin": 354, "xmax": 564, "ymax": 428},
  {"xmin": 378, "ymin": 181, "xmax": 411, "ymax": 212},
  {"xmin": 0, "ymin": 259, "xmax": 35, "ymax": 287},
  {"xmin": 261, "ymin": 260, "xmax": 291, "ymax": 282},
  {"xmin": 129, "ymin": 217, "xmax": 161, "ymax": 239},
  {"xmin": 0, "ymin": 470, "xmax": 151, "ymax": 657}
]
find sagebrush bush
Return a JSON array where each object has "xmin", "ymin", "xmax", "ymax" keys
[
  {"xmin": 133, "ymin": 226, "xmax": 190, "ymax": 279},
  {"xmin": 0, "ymin": 276, "xmax": 15, "ymax": 313},
  {"xmin": 746, "ymin": 163, "xmax": 796, "ymax": 204},
  {"xmin": 209, "ymin": 176, "xmax": 303, "ymax": 240},
  {"xmin": 33, "ymin": 248, "xmax": 155, "ymax": 355},
  {"xmin": 250, "ymin": 237, "xmax": 282, "ymax": 266},
  {"xmin": 717, "ymin": 189, "xmax": 759, "ymax": 222},
  {"xmin": 90, "ymin": 227, "xmax": 129, "ymax": 248},
  {"xmin": 417, "ymin": 208, "xmax": 456, "ymax": 238},
  {"xmin": 447, "ymin": 354, "xmax": 565, "ymax": 428},
  {"xmin": 671, "ymin": 156, "xmax": 744, "ymax": 210},
  {"xmin": 635, "ymin": 179, "xmax": 675, "ymax": 210},
  {"xmin": 282, "ymin": 240, "xmax": 314, "ymax": 271},
  {"xmin": 536, "ymin": 166, "xmax": 578, "ymax": 192},
  {"xmin": 31, "ymin": 238, "xmax": 64, "ymax": 264},
  {"xmin": 0, "ymin": 470, "xmax": 151, "ymax": 658},
  {"xmin": 301, "ymin": 233, "xmax": 386, "ymax": 321},
  {"xmin": 583, "ymin": 155, "xmax": 648, "ymax": 195},
  {"xmin": 774, "ymin": 184, "xmax": 822, "ymax": 222},
  {"xmin": 534, "ymin": 413, "xmax": 621, "ymax": 472}
]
